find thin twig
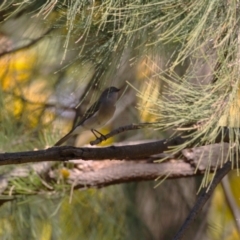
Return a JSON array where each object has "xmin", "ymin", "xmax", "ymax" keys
[
  {"xmin": 90, "ymin": 124, "xmax": 232, "ymax": 146},
  {"xmin": 90, "ymin": 123, "xmax": 155, "ymax": 145}
]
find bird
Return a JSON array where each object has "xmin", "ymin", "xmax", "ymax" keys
[{"xmin": 54, "ymin": 86, "xmax": 120, "ymax": 146}]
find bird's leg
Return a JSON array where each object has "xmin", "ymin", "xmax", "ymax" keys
[{"xmin": 91, "ymin": 129, "xmax": 107, "ymax": 140}]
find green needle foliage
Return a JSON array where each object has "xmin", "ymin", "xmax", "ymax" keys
[{"xmin": 1, "ymin": 0, "xmax": 240, "ymax": 238}]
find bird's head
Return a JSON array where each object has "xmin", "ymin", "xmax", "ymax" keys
[{"xmin": 102, "ymin": 86, "xmax": 120, "ymax": 96}]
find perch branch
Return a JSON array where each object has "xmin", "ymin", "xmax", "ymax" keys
[
  {"xmin": 0, "ymin": 137, "xmax": 186, "ymax": 165},
  {"xmin": 90, "ymin": 123, "xmax": 154, "ymax": 145}
]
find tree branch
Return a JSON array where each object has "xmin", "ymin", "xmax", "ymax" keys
[
  {"xmin": 0, "ymin": 142, "xmax": 235, "ymax": 194},
  {"xmin": 65, "ymin": 160, "xmax": 194, "ymax": 189},
  {"xmin": 173, "ymin": 161, "xmax": 232, "ymax": 240},
  {"xmin": 0, "ymin": 137, "xmax": 186, "ymax": 165},
  {"xmin": 90, "ymin": 123, "xmax": 155, "ymax": 145},
  {"xmin": 1, "ymin": 153, "xmax": 231, "ymax": 195}
]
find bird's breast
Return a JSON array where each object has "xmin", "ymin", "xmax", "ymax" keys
[
  {"xmin": 82, "ymin": 103, "xmax": 116, "ymax": 129},
  {"xmin": 96, "ymin": 103, "xmax": 116, "ymax": 125}
]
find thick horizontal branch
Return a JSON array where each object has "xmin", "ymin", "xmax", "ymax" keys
[
  {"xmin": 0, "ymin": 143, "xmax": 234, "ymax": 196},
  {"xmin": 67, "ymin": 160, "xmax": 196, "ymax": 189},
  {"xmin": 0, "ymin": 137, "xmax": 186, "ymax": 165},
  {"xmin": 59, "ymin": 143, "xmax": 231, "ymax": 189},
  {"xmin": 0, "ymin": 158, "xmax": 218, "ymax": 196},
  {"xmin": 0, "ymin": 126, "xmax": 233, "ymax": 166},
  {"xmin": 61, "ymin": 143, "xmax": 233, "ymax": 189}
]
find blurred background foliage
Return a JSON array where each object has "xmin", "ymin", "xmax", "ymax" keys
[{"xmin": 0, "ymin": 0, "xmax": 239, "ymax": 239}]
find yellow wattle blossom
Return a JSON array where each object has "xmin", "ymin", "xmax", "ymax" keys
[
  {"xmin": 0, "ymin": 48, "xmax": 53, "ymax": 128},
  {"xmin": 0, "ymin": 50, "xmax": 36, "ymax": 90}
]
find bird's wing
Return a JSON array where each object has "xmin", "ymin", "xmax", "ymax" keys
[
  {"xmin": 75, "ymin": 99, "xmax": 101, "ymax": 126},
  {"xmin": 54, "ymin": 99, "xmax": 101, "ymax": 146}
]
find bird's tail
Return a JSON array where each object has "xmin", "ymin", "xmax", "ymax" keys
[
  {"xmin": 54, "ymin": 126, "xmax": 84, "ymax": 146},
  {"xmin": 54, "ymin": 131, "xmax": 74, "ymax": 146}
]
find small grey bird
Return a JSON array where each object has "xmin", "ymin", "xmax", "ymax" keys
[{"xmin": 54, "ymin": 86, "xmax": 120, "ymax": 146}]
